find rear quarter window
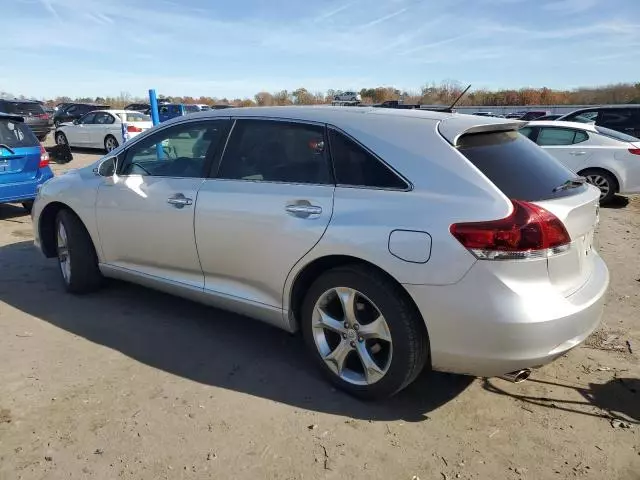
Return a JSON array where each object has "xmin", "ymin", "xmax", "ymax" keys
[
  {"xmin": 458, "ymin": 131, "xmax": 587, "ymax": 201},
  {"xmin": 0, "ymin": 119, "xmax": 39, "ymax": 148}
]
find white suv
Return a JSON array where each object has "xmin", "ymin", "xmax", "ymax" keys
[{"xmin": 32, "ymin": 107, "xmax": 608, "ymax": 399}]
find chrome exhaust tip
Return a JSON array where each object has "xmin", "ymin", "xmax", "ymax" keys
[{"xmin": 500, "ymin": 369, "xmax": 531, "ymax": 383}]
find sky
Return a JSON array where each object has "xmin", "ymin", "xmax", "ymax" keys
[{"xmin": 1, "ymin": 0, "xmax": 639, "ymax": 99}]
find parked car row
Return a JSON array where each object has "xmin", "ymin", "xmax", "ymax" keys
[
  {"xmin": 0, "ymin": 99, "xmax": 52, "ymax": 141},
  {"xmin": 31, "ymin": 106, "xmax": 608, "ymax": 399}
]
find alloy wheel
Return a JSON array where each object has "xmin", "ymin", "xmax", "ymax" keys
[
  {"xmin": 57, "ymin": 222, "xmax": 71, "ymax": 284},
  {"xmin": 584, "ymin": 174, "xmax": 609, "ymax": 200},
  {"xmin": 56, "ymin": 133, "xmax": 67, "ymax": 145},
  {"xmin": 312, "ymin": 287, "xmax": 393, "ymax": 385},
  {"xmin": 105, "ymin": 137, "xmax": 118, "ymax": 152}
]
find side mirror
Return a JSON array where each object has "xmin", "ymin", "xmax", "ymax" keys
[
  {"xmin": 73, "ymin": 119, "xmax": 79, "ymax": 125},
  {"xmin": 94, "ymin": 156, "xmax": 116, "ymax": 177}
]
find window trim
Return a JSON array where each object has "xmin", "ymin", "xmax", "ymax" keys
[
  {"xmin": 210, "ymin": 117, "xmax": 335, "ymax": 186},
  {"xmin": 116, "ymin": 118, "xmax": 231, "ymax": 179},
  {"xmin": 326, "ymin": 125, "xmax": 412, "ymax": 192}
]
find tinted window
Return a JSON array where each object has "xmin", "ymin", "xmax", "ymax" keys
[
  {"xmin": 595, "ymin": 126, "xmax": 639, "ymax": 142},
  {"xmin": 328, "ymin": 129, "xmax": 407, "ymax": 189},
  {"xmin": 124, "ymin": 113, "xmax": 151, "ymax": 122},
  {"xmin": 94, "ymin": 112, "xmax": 115, "ymax": 124},
  {"xmin": 518, "ymin": 127, "xmax": 535, "ymax": 139},
  {"xmin": 120, "ymin": 120, "xmax": 228, "ymax": 178},
  {"xmin": 598, "ymin": 109, "xmax": 634, "ymax": 130},
  {"xmin": 0, "ymin": 119, "xmax": 39, "ymax": 148},
  {"xmin": 0, "ymin": 101, "xmax": 44, "ymax": 115},
  {"xmin": 537, "ymin": 128, "xmax": 587, "ymax": 146},
  {"xmin": 565, "ymin": 110, "xmax": 598, "ymax": 123},
  {"xmin": 218, "ymin": 120, "xmax": 332, "ymax": 184},
  {"xmin": 78, "ymin": 113, "xmax": 97, "ymax": 124},
  {"xmin": 458, "ymin": 131, "xmax": 586, "ymax": 201}
]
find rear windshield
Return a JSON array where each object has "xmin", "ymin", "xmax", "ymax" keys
[
  {"xmin": 1, "ymin": 102, "xmax": 45, "ymax": 115},
  {"xmin": 458, "ymin": 130, "xmax": 587, "ymax": 201},
  {"xmin": 125, "ymin": 113, "xmax": 151, "ymax": 122},
  {"xmin": 595, "ymin": 126, "xmax": 639, "ymax": 142},
  {"xmin": 0, "ymin": 119, "xmax": 39, "ymax": 148}
]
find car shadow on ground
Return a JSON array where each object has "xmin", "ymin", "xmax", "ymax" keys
[
  {"xmin": 0, "ymin": 240, "xmax": 473, "ymax": 422},
  {"xmin": 0, "ymin": 204, "xmax": 30, "ymax": 221},
  {"xmin": 602, "ymin": 195, "xmax": 629, "ymax": 209},
  {"xmin": 482, "ymin": 376, "xmax": 639, "ymax": 423}
]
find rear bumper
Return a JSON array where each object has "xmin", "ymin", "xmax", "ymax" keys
[
  {"xmin": 0, "ymin": 168, "xmax": 54, "ymax": 204},
  {"xmin": 404, "ymin": 252, "xmax": 609, "ymax": 377}
]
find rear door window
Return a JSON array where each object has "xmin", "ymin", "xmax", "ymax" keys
[
  {"xmin": 0, "ymin": 119, "xmax": 39, "ymax": 148},
  {"xmin": 458, "ymin": 131, "xmax": 586, "ymax": 201},
  {"xmin": 537, "ymin": 128, "xmax": 588, "ymax": 146}
]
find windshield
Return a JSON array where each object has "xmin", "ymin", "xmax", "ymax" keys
[
  {"xmin": 595, "ymin": 126, "xmax": 639, "ymax": 142},
  {"xmin": 0, "ymin": 119, "xmax": 39, "ymax": 148}
]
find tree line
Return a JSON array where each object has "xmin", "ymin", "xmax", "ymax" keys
[{"xmin": 4, "ymin": 81, "xmax": 639, "ymax": 109}]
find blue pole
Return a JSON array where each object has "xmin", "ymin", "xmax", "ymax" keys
[
  {"xmin": 148, "ymin": 89, "xmax": 163, "ymax": 161},
  {"xmin": 149, "ymin": 89, "xmax": 160, "ymax": 126}
]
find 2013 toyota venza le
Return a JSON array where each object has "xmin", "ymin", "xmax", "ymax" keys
[{"xmin": 32, "ymin": 107, "xmax": 609, "ymax": 398}]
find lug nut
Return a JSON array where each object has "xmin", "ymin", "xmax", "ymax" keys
[
  {"xmin": 353, "ymin": 324, "xmax": 360, "ymax": 331},
  {"xmin": 342, "ymin": 333, "xmax": 347, "ymax": 339},
  {"xmin": 350, "ymin": 341, "xmax": 356, "ymax": 348},
  {"xmin": 344, "ymin": 322, "xmax": 349, "ymax": 328}
]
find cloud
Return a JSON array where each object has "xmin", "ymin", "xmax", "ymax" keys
[
  {"xmin": 543, "ymin": 0, "xmax": 598, "ymax": 14},
  {"xmin": 314, "ymin": 2, "xmax": 355, "ymax": 21},
  {"xmin": 358, "ymin": 8, "xmax": 408, "ymax": 28}
]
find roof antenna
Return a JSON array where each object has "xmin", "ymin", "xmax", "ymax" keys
[{"xmin": 443, "ymin": 84, "xmax": 472, "ymax": 113}]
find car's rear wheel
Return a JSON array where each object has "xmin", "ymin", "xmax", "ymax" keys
[
  {"xmin": 55, "ymin": 132, "xmax": 68, "ymax": 146},
  {"xmin": 22, "ymin": 201, "xmax": 34, "ymax": 213},
  {"xmin": 104, "ymin": 135, "xmax": 119, "ymax": 153},
  {"xmin": 301, "ymin": 265, "xmax": 428, "ymax": 399},
  {"xmin": 580, "ymin": 169, "xmax": 617, "ymax": 205},
  {"xmin": 55, "ymin": 210, "xmax": 102, "ymax": 294}
]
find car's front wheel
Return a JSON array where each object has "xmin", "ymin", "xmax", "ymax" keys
[
  {"xmin": 301, "ymin": 265, "xmax": 428, "ymax": 399},
  {"xmin": 55, "ymin": 210, "xmax": 102, "ymax": 294},
  {"xmin": 55, "ymin": 131, "xmax": 68, "ymax": 146}
]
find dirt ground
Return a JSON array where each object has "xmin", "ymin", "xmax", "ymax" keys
[{"xmin": 0, "ymin": 142, "xmax": 638, "ymax": 480}]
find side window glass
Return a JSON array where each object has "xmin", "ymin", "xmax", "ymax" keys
[
  {"xmin": 573, "ymin": 130, "xmax": 588, "ymax": 144},
  {"xmin": 79, "ymin": 113, "xmax": 96, "ymax": 124},
  {"xmin": 570, "ymin": 111, "xmax": 598, "ymax": 123},
  {"xmin": 598, "ymin": 110, "xmax": 632, "ymax": 130},
  {"xmin": 120, "ymin": 121, "xmax": 228, "ymax": 178},
  {"xmin": 537, "ymin": 128, "xmax": 577, "ymax": 146},
  {"xmin": 519, "ymin": 127, "xmax": 534, "ymax": 139},
  {"xmin": 218, "ymin": 120, "xmax": 332, "ymax": 184},
  {"xmin": 328, "ymin": 129, "xmax": 408, "ymax": 189},
  {"xmin": 94, "ymin": 113, "xmax": 113, "ymax": 124}
]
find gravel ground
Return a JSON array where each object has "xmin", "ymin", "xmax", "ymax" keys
[{"xmin": 0, "ymin": 143, "xmax": 638, "ymax": 480}]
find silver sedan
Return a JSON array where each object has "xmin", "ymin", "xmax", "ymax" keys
[{"xmin": 32, "ymin": 107, "xmax": 609, "ymax": 398}]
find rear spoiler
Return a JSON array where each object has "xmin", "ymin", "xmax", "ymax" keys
[
  {"xmin": 438, "ymin": 119, "xmax": 525, "ymax": 146},
  {"xmin": 0, "ymin": 113, "xmax": 25, "ymax": 123}
]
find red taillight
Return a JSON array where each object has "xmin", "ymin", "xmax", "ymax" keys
[
  {"xmin": 37, "ymin": 113, "xmax": 49, "ymax": 120},
  {"xmin": 450, "ymin": 200, "xmax": 571, "ymax": 260},
  {"xmin": 127, "ymin": 125, "xmax": 142, "ymax": 133},
  {"xmin": 629, "ymin": 148, "xmax": 640, "ymax": 156},
  {"xmin": 39, "ymin": 144, "xmax": 49, "ymax": 168}
]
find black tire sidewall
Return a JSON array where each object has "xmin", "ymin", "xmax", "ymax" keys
[{"xmin": 301, "ymin": 266, "xmax": 427, "ymax": 399}]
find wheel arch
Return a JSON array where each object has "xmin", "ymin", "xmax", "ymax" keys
[
  {"xmin": 39, "ymin": 202, "xmax": 90, "ymax": 258},
  {"xmin": 286, "ymin": 254, "xmax": 429, "ymax": 343}
]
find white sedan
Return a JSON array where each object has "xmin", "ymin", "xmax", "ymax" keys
[
  {"xmin": 54, "ymin": 110, "xmax": 153, "ymax": 153},
  {"xmin": 521, "ymin": 120, "xmax": 640, "ymax": 203}
]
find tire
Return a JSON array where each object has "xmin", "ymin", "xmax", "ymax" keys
[
  {"xmin": 54, "ymin": 120, "xmax": 60, "ymax": 128},
  {"xmin": 301, "ymin": 265, "xmax": 428, "ymax": 399},
  {"xmin": 104, "ymin": 135, "xmax": 119, "ymax": 153},
  {"xmin": 55, "ymin": 132, "xmax": 68, "ymax": 147},
  {"xmin": 580, "ymin": 169, "xmax": 618, "ymax": 205},
  {"xmin": 55, "ymin": 210, "xmax": 102, "ymax": 294},
  {"xmin": 22, "ymin": 201, "xmax": 34, "ymax": 213}
]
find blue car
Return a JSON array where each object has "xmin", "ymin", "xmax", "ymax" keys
[
  {"xmin": 157, "ymin": 103, "xmax": 200, "ymax": 123},
  {"xmin": 0, "ymin": 113, "xmax": 54, "ymax": 213}
]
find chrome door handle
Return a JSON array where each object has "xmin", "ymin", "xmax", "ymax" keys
[
  {"xmin": 285, "ymin": 204, "xmax": 322, "ymax": 218},
  {"xmin": 167, "ymin": 193, "xmax": 193, "ymax": 209},
  {"xmin": 569, "ymin": 151, "xmax": 587, "ymax": 156}
]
